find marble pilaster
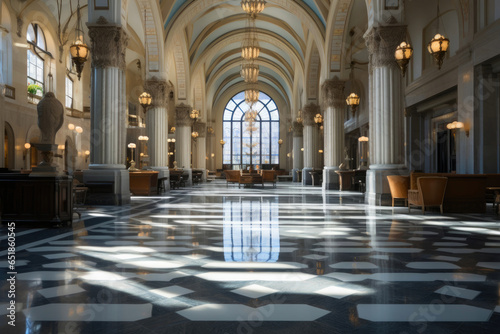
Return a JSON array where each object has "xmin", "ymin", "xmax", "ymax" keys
[{"xmin": 292, "ymin": 121, "xmax": 303, "ymax": 182}]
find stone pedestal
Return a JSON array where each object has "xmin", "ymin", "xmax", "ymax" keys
[
  {"xmin": 366, "ymin": 166, "xmax": 408, "ymax": 205},
  {"xmin": 30, "ymin": 144, "xmax": 60, "ymax": 177}
]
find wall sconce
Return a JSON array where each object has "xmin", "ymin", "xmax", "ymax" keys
[
  {"xmin": 287, "ymin": 153, "xmax": 291, "ymax": 158},
  {"xmin": 211, "ymin": 153, "xmax": 215, "ymax": 158},
  {"xmin": 68, "ymin": 123, "xmax": 75, "ymax": 131},
  {"xmin": 75, "ymin": 126, "xmax": 83, "ymax": 134},
  {"xmin": 296, "ymin": 110, "xmax": 303, "ymax": 124},
  {"xmin": 220, "ymin": 139, "xmax": 226, "ymax": 148},
  {"xmin": 23, "ymin": 143, "xmax": 31, "ymax": 160},
  {"xmin": 191, "ymin": 131, "xmax": 199, "ymax": 140},
  {"xmin": 170, "ymin": 126, "xmax": 176, "ymax": 133},
  {"xmin": 278, "ymin": 138, "xmax": 283, "ymax": 147},
  {"xmin": 84, "ymin": 150, "xmax": 90, "ymax": 163},
  {"xmin": 190, "ymin": 109, "xmax": 200, "ymax": 123},
  {"xmin": 139, "ymin": 92, "xmax": 152, "ymax": 114},
  {"xmin": 318, "ymin": 149, "xmax": 324, "ymax": 154},
  {"xmin": 301, "ymin": 147, "xmax": 304, "ymax": 152},
  {"xmin": 446, "ymin": 121, "xmax": 469, "ymax": 137},
  {"xmin": 358, "ymin": 136, "xmax": 369, "ymax": 142}
]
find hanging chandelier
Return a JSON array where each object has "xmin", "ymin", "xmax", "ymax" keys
[
  {"xmin": 428, "ymin": 1, "xmax": 449, "ymax": 70},
  {"xmin": 69, "ymin": 0, "xmax": 89, "ymax": 80},
  {"xmin": 244, "ymin": 109, "xmax": 258, "ymax": 122},
  {"xmin": 245, "ymin": 88, "xmax": 260, "ymax": 105},
  {"xmin": 242, "ymin": 37, "xmax": 260, "ymax": 60},
  {"xmin": 241, "ymin": 63, "xmax": 259, "ymax": 83},
  {"xmin": 314, "ymin": 113, "xmax": 323, "ymax": 128},
  {"xmin": 191, "ymin": 131, "xmax": 199, "ymax": 140},
  {"xmin": 241, "ymin": 0, "xmax": 266, "ymax": 18},
  {"xmin": 395, "ymin": 41, "xmax": 413, "ymax": 77}
]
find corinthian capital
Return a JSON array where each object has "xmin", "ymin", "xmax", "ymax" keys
[
  {"xmin": 321, "ymin": 78, "xmax": 345, "ymax": 109},
  {"xmin": 365, "ymin": 25, "xmax": 407, "ymax": 69},
  {"xmin": 145, "ymin": 77, "xmax": 170, "ymax": 108},
  {"xmin": 302, "ymin": 103, "xmax": 320, "ymax": 126},
  {"xmin": 292, "ymin": 121, "xmax": 303, "ymax": 137},
  {"xmin": 88, "ymin": 21, "xmax": 128, "ymax": 70},
  {"xmin": 175, "ymin": 103, "xmax": 192, "ymax": 126}
]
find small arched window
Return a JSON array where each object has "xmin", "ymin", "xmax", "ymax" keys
[{"xmin": 26, "ymin": 23, "xmax": 46, "ymax": 94}]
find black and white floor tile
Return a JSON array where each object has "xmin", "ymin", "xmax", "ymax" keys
[{"xmin": 1, "ymin": 180, "xmax": 500, "ymax": 333}]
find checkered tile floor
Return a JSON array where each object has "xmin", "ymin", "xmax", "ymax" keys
[{"xmin": 1, "ymin": 180, "xmax": 500, "ymax": 333}]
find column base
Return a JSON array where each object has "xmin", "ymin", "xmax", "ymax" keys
[
  {"xmin": 83, "ymin": 165, "xmax": 130, "ymax": 205},
  {"xmin": 292, "ymin": 168, "xmax": 300, "ymax": 182},
  {"xmin": 323, "ymin": 167, "xmax": 340, "ymax": 190},
  {"xmin": 365, "ymin": 166, "xmax": 408, "ymax": 206},
  {"xmin": 302, "ymin": 167, "xmax": 319, "ymax": 186},
  {"xmin": 183, "ymin": 168, "xmax": 193, "ymax": 187},
  {"xmin": 150, "ymin": 167, "xmax": 170, "ymax": 192}
]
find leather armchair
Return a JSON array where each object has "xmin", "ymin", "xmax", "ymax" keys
[
  {"xmin": 387, "ymin": 175, "xmax": 410, "ymax": 207},
  {"xmin": 408, "ymin": 176, "xmax": 448, "ymax": 214}
]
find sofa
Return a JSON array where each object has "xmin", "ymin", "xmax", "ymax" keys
[{"xmin": 410, "ymin": 172, "xmax": 486, "ymax": 213}]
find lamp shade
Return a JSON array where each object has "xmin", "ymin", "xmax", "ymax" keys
[
  {"xmin": 346, "ymin": 93, "xmax": 360, "ymax": 106},
  {"xmin": 428, "ymin": 34, "xmax": 450, "ymax": 54}
]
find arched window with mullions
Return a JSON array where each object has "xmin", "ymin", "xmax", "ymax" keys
[
  {"xmin": 223, "ymin": 91, "xmax": 280, "ymax": 169},
  {"xmin": 26, "ymin": 23, "xmax": 46, "ymax": 95}
]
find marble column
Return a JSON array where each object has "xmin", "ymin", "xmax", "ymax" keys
[
  {"xmin": 321, "ymin": 78, "xmax": 345, "ymax": 190},
  {"xmin": 84, "ymin": 23, "xmax": 130, "ymax": 205},
  {"xmin": 194, "ymin": 122, "xmax": 207, "ymax": 181},
  {"xmin": 292, "ymin": 121, "xmax": 303, "ymax": 182},
  {"xmin": 364, "ymin": 25, "xmax": 408, "ymax": 205},
  {"xmin": 175, "ymin": 103, "xmax": 192, "ymax": 185},
  {"xmin": 302, "ymin": 103, "xmax": 320, "ymax": 185},
  {"xmin": 145, "ymin": 78, "xmax": 170, "ymax": 189}
]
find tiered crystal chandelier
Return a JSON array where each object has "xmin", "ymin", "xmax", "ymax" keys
[
  {"xmin": 241, "ymin": 0, "xmax": 266, "ymax": 18},
  {"xmin": 245, "ymin": 88, "xmax": 260, "ymax": 105},
  {"xmin": 241, "ymin": 63, "xmax": 259, "ymax": 83},
  {"xmin": 242, "ymin": 36, "xmax": 260, "ymax": 60}
]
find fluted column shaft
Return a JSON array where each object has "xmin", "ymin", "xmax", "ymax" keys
[
  {"xmin": 175, "ymin": 104, "xmax": 192, "ymax": 169},
  {"xmin": 364, "ymin": 25, "xmax": 408, "ymax": 205},
  {"xmin": 88, "ymin": 24, "xmax": 128, "ymax": 167},
  {"xmin": 194, "ymin": 122, "xmax": 207, "ymax": 171},
  {"xmin": 145, "ymin": 78, "xmax": 169, "ymax": 167},
  {"xmin": 302, "ymin": 103, "xmax": 320, "ymax": 168},
  {"xmin": 292, "ymin": 122, "xmax": 303, "ymax": 170},
  {"xmin": 365, "ymin": 25, "xmax": 406, "ymax": 168},
  {"xmin": 322, "ymin": 79, "xmax": 345, "ymax": 168}
]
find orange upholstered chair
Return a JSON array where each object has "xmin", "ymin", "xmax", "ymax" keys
[
  {"xmin": 408, "ymin": 176, "xmax": 448, "ymax": 214},
  {"xmin": 387, "ymin": 175, "xmax": 410, "ymax": 207}
]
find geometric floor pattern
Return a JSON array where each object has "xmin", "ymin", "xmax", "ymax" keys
[{"xmin": 1, "ymin": 180, "xmax": 500, "ymax": 333}]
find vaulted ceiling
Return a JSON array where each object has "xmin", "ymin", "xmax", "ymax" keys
[{"xmin": 160, "ymin": 0, "xmax": 334, "ymax": 115}]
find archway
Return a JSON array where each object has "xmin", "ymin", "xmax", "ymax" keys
[{"xmin": 4, "ymin": 122, "xmax": 15, "ymax": 169}]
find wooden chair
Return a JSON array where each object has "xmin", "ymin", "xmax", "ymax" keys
[
  {"xmin": 387, "ymin": 175, "xmax": 410, "ymax": 207},
  {"xmin": 408, "ymin": 176, "xmax": 448, "ymax": 214},
  {"xmin": 224, "ymin": 170, "xmax": 241, "ymax": 187},
  {"xmin": 261, "ymin": 170, "xmax": 277, "ymax": 188}
]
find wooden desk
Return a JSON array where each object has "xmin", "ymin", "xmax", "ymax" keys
[
  {"xmin": 129, "ymin": 171, "xmax": 159, "ymax": 196},
  {"xmin": 335, "ymin": 170, "xmax": 356, "ymax": 191}
]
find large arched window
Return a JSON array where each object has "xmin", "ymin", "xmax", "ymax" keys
[
  {"xmin": 26, "ymin": 23, "xmax": 46, "ymax": 95},
  {"xmin": 223, "ymin": 91, "xmax": 280, "ymax": 169}
]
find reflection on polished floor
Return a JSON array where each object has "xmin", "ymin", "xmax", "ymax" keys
[{"xmin": 1, "ymin": 180, "xmax": 500, "ymax": 333}]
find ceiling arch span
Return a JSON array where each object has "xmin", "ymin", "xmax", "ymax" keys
[
  {"xmin": 190, "ymin": 30, "xmax": 304, "ymax": 79},
  {"xmin": 205, "ymin": 57, "xmax": 293, "ymax": 94},
  {"xmin": 205, "ymin": 48, "xmax": 294, "ymax": 83}
]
